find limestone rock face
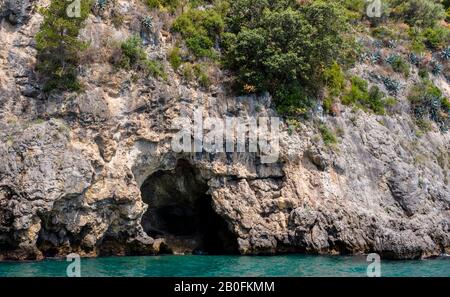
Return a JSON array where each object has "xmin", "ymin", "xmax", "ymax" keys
[
  {"xmin": 0, "ymin": 0, "xmax": 35, "ymax": 25},
  {"xmin": 0, "ymin": 0, "xmax": 449, "ymax": 260}
]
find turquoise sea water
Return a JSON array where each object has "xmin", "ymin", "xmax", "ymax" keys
[{"xmin": 0, "ymin": 255, "xmax": 448, "ymax": 277}]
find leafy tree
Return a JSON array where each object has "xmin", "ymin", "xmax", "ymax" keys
[
  {"xmin": 35, "ymin": 0, "xmax": 92, "ymax": 92},
  {"xmin": 223, "ymin": 0, "xmax": 350, "ymax": 109}
]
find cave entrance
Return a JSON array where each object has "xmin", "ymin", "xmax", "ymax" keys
[{"xmin": 140, "ymin": 159, "xmax": 238, "ymax": 255}]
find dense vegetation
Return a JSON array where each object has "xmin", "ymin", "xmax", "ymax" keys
[
  {"xmin": 36, "ymin": 0, "xmax": 92, "ymax": 91},
  {"xmin": 408, "ymin": 79, "xmax": 450, "ymax": 132},
  {"xmin": 166, "ymin": 0, "xmax": 448, "ymax": 125},
  {"xmin": 222, "ymin": 0, "xmax": 351, "ymax": 116},
  {"xmin": 36, "ymin": 0, "xmax": 449, "ymax": 133},
  {"xmin": 167, "ymin": 0, "xmax": 354, "ymax": 116}
]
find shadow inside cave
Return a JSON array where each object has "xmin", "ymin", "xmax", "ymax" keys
[{"xmin": 140, "ymin": 159, "xmax": 238, "ymax": 255}]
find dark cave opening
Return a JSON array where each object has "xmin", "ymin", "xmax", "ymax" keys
[{"xmin": 140, "ymin": 159, "xmax": 238, "ymax": 255}]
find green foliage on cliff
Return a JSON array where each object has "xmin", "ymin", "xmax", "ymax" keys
[
  {"xmin": 319, "ymin": 124, "xmax": 338, "ymax": 145},
  {"xmin": 168, "ymin": 46, "xmax": 183, "ymax": 70},
  {"xmin": 172, "ymin": 7, "xmax": 224, "ymax": 58},
  {"xmin": 169, "ymin": 0, "xmax": 353, "ymax": 115},
  {"xmin": 388, "ymin": 0, "xmax": 446, "ymax": 28},
  {"xmin": 342, "ymin": 77, "xmax": 391, "ymax": 115},
  {"xmin": 322, "ymin": 62, "xmax": 345, "ymax": 115},
  {"xmin": 35, "ymin": 0, "xmax": 92, "ymax": 92},
  {"xmin": 387, "ymin": 55, "xmax": 410, "ymax": 77},
  {"xmin": 222, "ymin": 0, "xmax": 351, "ymax": 111},
  {"xmin": 165, "ymin": 0, "xmax": 447, "ymax": 123},
  {"xmin": 146, "ymin": 0, "xmax": 182, "ymax": 12},
  {"xmin": 408, "ymin": 79, "xmax": 449, "ymax": 132},
  {"xmin": 116, "ymin": 36, "xmax": 166, "ymax": 79}
]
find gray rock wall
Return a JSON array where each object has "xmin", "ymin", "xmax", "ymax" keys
[{"xmin": 0, "ymin": 0, "xmax": 448, "ymax": 260}]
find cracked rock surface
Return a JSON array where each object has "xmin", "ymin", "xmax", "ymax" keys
[{"xmin": 0, "ymin": 0, "xmax": 449, "ymax": 260}]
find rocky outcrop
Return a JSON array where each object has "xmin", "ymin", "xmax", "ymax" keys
[
  {"xmin": 0, "ymin": 0, "xmax": 449, "ymax": 260},
  {"xmin": 0, "ymin": 0, "xmax": 35, "ymax": 25}
]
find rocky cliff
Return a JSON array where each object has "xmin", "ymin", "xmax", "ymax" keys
[{"xmin": 0, "ymin": 0, "xmax": 449, "ymax": 261}]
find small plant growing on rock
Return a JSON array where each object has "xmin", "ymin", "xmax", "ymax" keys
[
  {"xmin": 386, "ymin": 54, "xmax": 410, "ymax": 76},
  {"xmin": 431, "ymin": 60, "xmax": 443, "ymax": 76},
  {"xmin": 440, "ymin": 46, "xmax": 450, "ymax": 60},
  {"xmin": 408, "ymin": 80, "xmax": 449, "ymax": 132},
  {"xmin": 319, "ymin": 124, "xmax": 338, "ymax": 146},
  {"xmin": 372, "ymin": 40, "xmax": 383, "ymax": 48},
  {"xmin": 111, "ymin": 10, "xmax": 124, "ymax": 28},
  {"xmin": 96, "ymin": 0, "xmax": 108, "ymax": 10},
  {"xmin": 386, "ymin": 39, "xmax": 397, "ymax": 49},
  {"xmin": 382, "ymin": 77, "xmax": 401, "ymax": 95},
  {"xmin": 342, "ymin": 77, "xmax": 389, "ymax": 114},
  {"xmin": 114, "ymin": 36, "xmax": 165, "ymax": 79},
  {"xmin": 168, "ymin": 46, "xmax": 183, "ymax": 70},
  {"xmin": 370, "ymin": 51, "xmax": 382, "ymax": 64},
  {"xmin": 408, "ymin": 53, "xmax": 421, "ymax": 66},
  {"xmin": 368, "ymin": 85, "xmax": 387, "ymax": 115},
  {"xmin": 142, "ymin": 16, "xmax": 154, "ymax": 31}
]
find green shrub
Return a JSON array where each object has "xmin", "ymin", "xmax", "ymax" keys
[
  {"xmin": 147, "ymin": 0, "xmax": 181, "ymax": 13},
  {"xmin": 172, "ymin": 8, "xmax": 224, "ymax": 58},
  {"xmin": 384, "ymin": 96, "xmax": 397, "ymax": 108},
  {"xmin": 116, "ymin": 36, "xmax": 165, "ymax": 79},
  {"xmin": 223, "ymin": 0, "xmax": 351, "ymax": 110},
  {"xmin": 185, "ymin": 34, "xmax": 215, "ymax": 58},
  {"xmin": 342, "ymin": 76, "xmax": 390, "ymax": 114},
  {"xmin": 342, "ymin": 76, "xmax": 369, "ymax": 105},
  {"xmin": 168, "ymin": 47, "xmax": 183, "ymax": 70},
  {"xmin": 416, "ymin": 118, "xmax": 433, "ymax": 132},
  {"xmin": 193, "ymin": 63, "xmax": 211, "ymax": 88},
  {"xmin": 372, "ymin": 26, "xmax": 396, "ymax": 40},
  {"xmin": 275, "ymin": 83, "xmax": 314, "ymax": 117},
  {"xmin": 35, "ymin": 0, "xmax": 91, "ymax": 92},
  {"xmin": 181, "ymin": 62, "xmax": 210, "ymax": 87},
  {"xmin": 389, "ymin": 0, "xmax": 446, "ymax": 28},
  {"xmin": 323, "ymin": 62, "xmax": 345, "ymax": 97},
  {"xmin": 182, "ymin": 63, "xmax": 195, "ymax": 81},
  {"xmin": 407, "ymin": 27, "xmax": 427, "ymax": 53},
  {"xmin": 442, "ymin": 97, "xmax": 450, "ymax": 111},
  {"xmin": 387, "ymin": 55, "xmax": 410, "ymax": 76},
  {"xmin": 418, "ymin": 67, "xmax": 429, "ymax": 79},
  {"xmin": 368, "ymin": 86, "xmax": 386, "ymax": 115},
  {"xmin": 408, "ymin": 79, "xmax": 448, "ymax": 132},
  {"xmin": 339, "ymin": 0, "xmax": 365, "ymax": 21},
  {"xmin": 323, "ymin": 97, "xmax": 334, "ymax": 115},
  {"xmin": 319, "ymin": 124, "xmax": 338, "ymax": 145},
  {"xmin": 422, "ymin": 26, "xmax": 450, "ymax": 49},
  {"xmin": 144, "ymin": 60, "xmax": 166, "ymax": 79}
]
